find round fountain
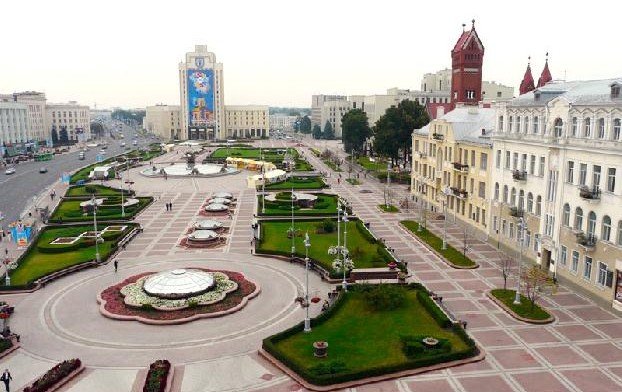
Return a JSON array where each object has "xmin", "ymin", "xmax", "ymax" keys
[
  {"xmin": 213, "ymin": 191, "xmax": 233, "ymax": 199},
  {"xmin": 143, "ymin": 269, "xmax": 215, "ymax": 299},
  {"xmin": 140, "ymin": 163, "xmax": 239, "ymax": 178},
  {"xmin": 205, "ymin": 203, "xmax": 229, "ymax": 212},
  {"xmin": 209, "ymin": 197, "xmax": 231, "ymax": 205},
  {"xmin": 187, "ymin": 229, "xmax": 220, "ymax": 242},
  {"xmin": 194, "ymin": 220, "xmax": 224, "ymax": 230}
]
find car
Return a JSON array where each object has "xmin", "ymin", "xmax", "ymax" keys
[
  {"xmin": 359, "ymin": 189, "xmax": 373, "ymax": 193},
  {"xmin": 99, "ymin": 149, "xmax": 106, "ymax": 154},
  {"xmin": 120, "ymin": 142, "xmax": 126, "ymax": 147},
  {"xmin": 39, "ymin": 167, "xmax": 48, "ymax": 173},
  {"xmin": 5, "ymin": 167, "xmax": 15, "ymax": 175}
]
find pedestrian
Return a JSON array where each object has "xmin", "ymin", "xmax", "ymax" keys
[
  {"xmin": 1, "ymin": 369, "xmax": 12, "ymax": 392},
  {"xmin": 165, "ymin": 203, "xmax": 169, "ymax": 212},
  {"xmin": 169, "ymin": 202, "xmax": 173, "ymax": 211},
  {"xmin": 114, "ymin": 259, "xmax": 118, "ymax": 273}
]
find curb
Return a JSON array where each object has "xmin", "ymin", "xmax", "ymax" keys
[{"xmin": 486, "ymin": 290, "xmax": 556, "ymax": 324}]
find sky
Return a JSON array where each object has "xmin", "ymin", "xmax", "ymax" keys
[{"xmin": 3, "ymin": 0, "xmax": 621, "ymax": 109}]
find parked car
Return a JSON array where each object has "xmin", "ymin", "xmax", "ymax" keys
[
  {"xmin": 39, "ymin": 167, "xmax": 48, "ymax": 173},
  {"xmin": 5, "ymin": 167, "xmax": 16, "ymax": 175},
  {"xmin": 99, "ymin": 149, "xmax": 106, "ymax": 155}
]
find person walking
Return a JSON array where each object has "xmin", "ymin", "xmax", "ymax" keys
[
  {"xmin": 165, "ymin": 203, "xmax": 169, "ymax": 212},
  {"xmin": 169, "ymin": 202, "xmax": 173, "ymax": 211},
  {"xmin": 1, "ymin": 368, "xmax": 12, "ymax": 392},
  {"xmin": 113, "ymin": 259, "xmax": 118, "ymax": 273}
]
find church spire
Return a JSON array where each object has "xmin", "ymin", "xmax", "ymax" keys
[
  {"xmin": 537, "ymin": 52, "xmax": 552, "ymax": 87},
  {"xmin": 519, "ymin": 56, "xmax": 536, "ymax": 95}
]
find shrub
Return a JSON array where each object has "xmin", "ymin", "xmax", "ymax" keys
[
  {"xmin": 364, "ymin": 284, "xmax": 406, "ymax": 311},
  {"xmin": 23, "ymin": 358, "xmax": 81, "ymax": 392},
  {"xmin": 316, "ymin": 218, "xmax": 335, "ymax": 233},
  {"xmin": 143, "ymin": 359, "xmax": 170, "ymax": 392},
  {"xmin": 84, "ymin": 185, "xmax": 98, "ymax": 194},
  {"xmin": 400, "ymin": 335, "xmax": 451, "ymax": 358},
  {"xmin": 416, "ymin": 291, "xmax": 451, "ymax": 328},
  {"xmin": 310, "ymin": 361, "xmax": 348, "ymax": 376}
]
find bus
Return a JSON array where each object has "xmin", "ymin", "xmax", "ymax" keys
[{"xmin": 34, "ymin": 152, "xmax": 53, "ymax": 161}]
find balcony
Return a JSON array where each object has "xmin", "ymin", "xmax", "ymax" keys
[
  {"xmin": 432, "ymin": 133, "xmax": 444, "ymax": 141},
  {"xmin": 509, "ymin": 206, "xmax": 524, "ymax": 218},
  {"xmin": 579, "ymin": 186, "xmax": 601, "ymax": 201},
  {"xmin": 576, "ymin": 232, "xmax": 597, "ymax": 251},
  {"xmin": 415, "ymin": 151, "xmax": 428, "ymax": 159},
  {"xmin": 452, "ymin": 162, "xmax": 469, "ymax": 173},
  {"xmin": 512, "ymin": 170, "xmax": 527, "ymax": 181},
  {"xmin": 450, "ymin": 186, "xmax": 468, "ymax": 199}
]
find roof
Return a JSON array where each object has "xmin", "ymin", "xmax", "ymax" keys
[
  {"xmin": 451, "ymin": 26, "xmax": 484, "ymax": 53},
  {"xmin": 415, "ymin": 107, "xmax": 495, "ymax": 145},
  {"xmin": 519, "ymin": 63, "xmax": 535, "ymax": 95},
  {"xmin": 426, "ymin": 103, "xmax": 452, "ymax": 119},
  {"xmin": 509, "ymin": 78, "xmax": 622, "ymax": 107},
  {"xmin": 537, "ymin": 60, "xmax": 552, "ymax": 87}
]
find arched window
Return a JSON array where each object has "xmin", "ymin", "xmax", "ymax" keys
[
  {"xmin": 494, "ymin": 182, "xmax": 499, "ymax": 200},
  {"xmin": 602, "ymin": 215, "xmax": 612, "ymax": 242},
  {"xmin": 510, "ymin": 187, "xmax": 517, "ymax": 206},
  {"xmin": 527, "ymin": 192, "xmax": 534, "ymax": 212},
  {"xmin": 503, "ymin": 185, "xmax": 509, "ymax": 203},
  {"xmin": 571, "ymin": 117, "xmax": 578, "ymax": 137},
  {"xmin": 535, "ymin": 195, "xmax": 542, "ymax": 216},
  {"xmin": 575, "ymin": 207, "xmax": 584, "ymax": 231},
  {"xmin": 598, "ymin": 118, "xmax": 606, "ymax": 139},
  {"xmin": 518, "ymin": 190, "xmax": 525, "ymax": 210},
  {"xmin": 587, "ymin": 211, "xmax": 597, "ymax": 237},
  {"xmin": 584, "ymin": 117, "xmax": 592, "ymax": 137},
  {"xmin": 618, "ymin": 221, "xmax": 622, "ymax": 246},
  {"xmin": 613, "ymin": 118, "xmax": 621, "ymax": 140},
  {"xmin": 554, "ymin": 118, "xmax": 563, "ymax": 137},
  {"xmin": 562, "ymin": 203, "xmax": 570, "ymax": 226}
]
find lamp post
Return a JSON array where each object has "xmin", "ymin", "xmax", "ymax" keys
[
  {"xmin": 304, "ymin": 232, "xmax": 311, "ymax": 332},
  {"xmin": 386, "ymin": 161, "xmax": 391, "ymax": 209},
  {"xmin": 342, "ymin": 210, "xmax": 349, "ymax": 292},
  {"xmin": 442, "ymin": 187, "xmax": 450, "ymax": 250},
  {"xmin": 3, "ymin": 255, "xmax": 16, "ymax": 286},
  {"xmin": 328, "ymin": 201, "xmax": 349, "ymax": 292},
  {"xmin": 514, "ymin": 217, "xmax": 525, "ymax": 305},
  {"xmin": 290, "ymin": 188, "xmax": 296, "ymax": 257},
  {"xmin": 121, "ymin": 158, "xmax": 127, "ymax": 218},
  {"xmin": 92, "ymin": 194, "xmax": 101, "ymax": 263},
  {"xmin": 418, "ymin": 184, "xmax": 424, "ymax": 232},
  {"xmin": 261, "ymin": 144, "xmax": 265, "ymax": 214}
]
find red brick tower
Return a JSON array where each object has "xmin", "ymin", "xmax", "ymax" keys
[{"xmin": 450, "ymin": 19, "xmax": 485, "ymax": 109}]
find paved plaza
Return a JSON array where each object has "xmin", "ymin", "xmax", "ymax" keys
[{"xmin": 2, "ymin": 141, "xmax": 622, "ymax": 391}]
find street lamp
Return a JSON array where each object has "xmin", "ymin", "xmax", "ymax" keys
[
  {"xmin": 386, "ymin": 162, "xmax": 391, "ymax": 209},
  {"xmin": 260, "ymin": 143, "xmax": 266, "ymax": 214},
  {"xmin": 442, "ymin": 187, "xmax": 451, "ymax": 250},
  {"xmin": 514, "ymin": 217, "xmax": 525, "ymax": 305},
  {"xmin": 3, "ymin": 255, "xmax": 16, "ymax": 286},
  {"xmin": 303, "ymin": 232, "xmax": 311, "ymax": 332},
  {"xmin": 418, "ymin": 184, "xmax": 425, "ymax": 232},
  {"xmin": 290, "ymin": 188, "xmax": 296, "ymax": 257},
  {"xmin": 328, "ymin": 201, "xmax": 350, "ymax": 292},
  {"xmin": 91, "ymin": 194, "xmax": 101, "ymax": 263},
  {"xmin": 342, "ymin": 210, "xmax": 350, "ymax": 292}
]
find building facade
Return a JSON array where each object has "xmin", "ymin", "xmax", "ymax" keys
[
  {"xmin": 0, "ymin": 92, "xmax": 48, "ymax": 143},
  {"xmin": 269, "ymin": 114, "xmax": 297, "ymax": 132},
  {"xmin": 482, "ymin": 81, "xmax": 514, "ymax": 103},
  {"xmin": 144, "ymin": 105, "xmax": 182, "ymax": 140},
  {"xmin": 421, "ymin": 69, "xmax": 452, "ymax": 93},
  {"xmin": 0, "ymin": 101, "xmax": 29, "ymax": 147},
  {"xmin": 46, "ymin": 101, "xmax": 91, "ymax": 142},
  {"xmin": 491, "ymin": 78, "xmax": 622, "ymax": 311},
  {"xmin": 411, "ymin": 106, "xmax": 495, "ymax": 234},
  {"xmin": 320, "ymin": 99, "xmax": 352, "ymax": 138},
  {"xmin": 311, "ymin": 95, "xmax": 347, "ymax": 128},
  {"xmin": 225, "ymin": 105, "xmax": 269, "ymax": 138},
  {"xmin": 179, "ymin": 45, "xmax": 225, "ymax": 140}
]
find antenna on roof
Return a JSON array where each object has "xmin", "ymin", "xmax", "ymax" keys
[{"xmin": 472, "ymin": 19, "xmax": 475, "ymax": 28}]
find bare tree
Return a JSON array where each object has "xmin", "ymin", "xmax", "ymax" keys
[
  {"xmin": 500, "ymin": 255, "xmax": 513, "ymax": 290},
  {"xmin": 522, "ymin": 265, "xmax": 557, "ymax": 310}
]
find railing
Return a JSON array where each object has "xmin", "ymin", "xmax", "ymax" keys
[
  {"xmin": 509, "ymin": 206, "xmax": 524, "ymax": 218},
  {"xmin": 452, "ymin": 162, "xmax": 469, "ymax": 172},
  {"xmin": 576, "ymin": 233, "xmax": 597, "ymax": 249},
  {"xmin": 579, "ymin": 186, "xmax": 601, "ymax": 200},
  {"xmin": 432, "ymin": 133, "xmax": 444, "ymax": 141},
  {"xmin": 450, "ymin": 187, "xmax": 468, "ymax": 198},
  {"xmin": 512, "ymin": 170, "xmax": 527, "ymax": 181}
]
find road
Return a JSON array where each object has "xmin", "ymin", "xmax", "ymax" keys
[{"xmin": 0, "ymin": 122, "xmax": 154, "ymax": 223}]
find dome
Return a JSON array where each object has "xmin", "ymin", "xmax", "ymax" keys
[
  {"xmin": 194, "ymin": 220, "xmax": 223, "ymax": 230},
  {"xmin": 205, "ymin": 203, "xmax": 228, "ymax": 212},
  {"xmin": 213, "ymin": 191, "xmax": 233, "ymax": 199},
  {"xmin": 209, "ymin": 197, "xmax": 231, "ymax": 205},
  {"xmin": 143, "ymin": 269, "xmax": 215, "ymax": 299},
  {"xmin": 188, "ymin": 230, "xmax": 219, "ymax": 241}
]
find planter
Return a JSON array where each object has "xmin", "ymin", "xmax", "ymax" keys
[
  {"xmin": 311, "ymin": 297, "xmax": 321, "ymax": 304},
  {"xmin": 313, "ymin": 341, "xmax": 328, "ymax": 358},
  {"xmin": 387, "ymin": 262, "xmax": 398, "ymax": 270},
  {"xmin": 422, "ymin": 337, "xmax": 439, "ymax": 348}
]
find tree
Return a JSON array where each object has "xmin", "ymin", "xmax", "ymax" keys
[
  {"xmin": 341, "ymin": 109, "xmax": 371, "ymax": 154},
  {"xmin": 373, "ymin": 99, "xmax": 429, "ymax": 165},
  {"xmin": 522, "ymin": 265, "xmax": 557, "ymax": 311},
  {"xmin": 59, "ymin": 126, "xmax": 69, "ymax": 143},
  {"xmin": 323, "ymin": 121, "xmax": 334, "ymax": 140},
  {"xmin": 300, "ymin": 116, "xmax": 312, "ymax": 134},
  {"xmin": 51, "ymin": 127, "xmax": 59, "ymax": 145},
  {"xmin": 312, "ymin": 124, "xmax": 322, "ymax": 139},
  {"xmin": 500, "ymin": 256, "xmax": 512, "ymax": 290}
]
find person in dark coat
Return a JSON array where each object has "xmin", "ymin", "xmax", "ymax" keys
[{"xmin": 1, "ymin": 369, "xmax": 12, "ymax": 392}]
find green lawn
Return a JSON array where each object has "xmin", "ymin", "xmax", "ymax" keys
[
  {"xmin": 49, "ymin": 197, "xmax": 152, "ymax": 223},
  {"xmin": 323, "ymin": 159, "xmax": 342, "ymax": 172},
  {"xmin": 211, "ymin": 147, "xmax": 298, "ymax": 161},
  {"xmin": 490, "ymin": 289, "xmax": 552, "ymax": 321},
  {"xmin": 65, "ymin": 184, "xmax": 131, "ymax": 198},
  {"xmin": 401, "ymin": 221, "xmax": 477, "ymax": 268},
  {"xmin": 357, "ymin": 156, "xmax": 386, "ymax": 172},
  {"xmin": 71, "ymin": 158, "xmax": 118, "ymax": 184},
  {"xmin": 379, "ymin": 204, "xmax": 399, "ymax": 213},
  {"xmin": 258, "ymin": 193, "xmax": 338, "ymax": 216},
  {"xmin": 264, "ymin": 176, "xmax": 327, "ymax": 190},
  {"xmin": 8, "ymin": 224, "xmax": 135, "ymax": 286},
  {"xmin": 257, "ymin": 220, "xmax": 391, "ymax": 272},
  {"xmin": 266, "ymin": 285, "xmax": 475, "ymax": 385},
  {"xmin": 295, "ymin": 159, "xmax": 314, "ymax": 171}
]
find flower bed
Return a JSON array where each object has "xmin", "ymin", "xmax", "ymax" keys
[
  {"xmin": 98, "ymin": 269, "xmax": 259, "ymax": 324},
  {"xmin": 23, "ymin": 358, "xmax": 82, "ymax": 392},
  {"xmin": 143, "ymin": 359, "xmax": 170, "ymax": 392}
]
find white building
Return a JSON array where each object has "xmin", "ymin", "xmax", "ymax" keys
[
  {"xmin": 90, "ymin": 109, "xmax": 112, "ymax": 121},
  {"xmin": 144, "ymin": 105, "xmax": 182, "ymax": 140},
  {"xmin": 311, "ymin": 95, "xmax": 347, "ymax": 127},
  {"xmin": 421, "ymin": 69, "xmax": 452, "ymax": 92},
  {"xmin": 269, "ymin": 114, "xmax": 297, "ymax": 132},
  {"xmin": 491, "ymin": 78, "xmax": 622, "ymax": 311},
  {"xmin": 46, "ymin": 101, "xmax": 91, "ymax": 142},
  {"xmin": 0, "ymin": 101, "xmax": 29, "ymax": 146},
  {"xmin": 320, "ymin": 100, "xmax": 352, "ymax": 138},
  {"xmin": 225, "ymin": 105, "xmax": 269, "ymax": 138},
  {"xmin": 179, "ymin": 45, "xmax": 225, "ymax": 140},
  {"xmin": 482, "ymin": 81, "xmax": 514, "ymax": 103},
  {"xmin": 0, "ymin": 92, "xmax": 48, "ymax": 143}
]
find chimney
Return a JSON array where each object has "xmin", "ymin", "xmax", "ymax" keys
[{"xmin": 436, "ymin": 106, "xmax": 445, "ymax": 118}]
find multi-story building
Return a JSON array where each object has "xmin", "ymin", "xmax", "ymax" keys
[
  {"xmin": 491, "ymin": 77, "xmax": 622, "ymax": 311},
  {"xmin": 311, "ymin": 95, "xmax": 347, "ymax": 128},
  {"xmin": 0, "ymin": 101, "xmax": 29, "ymax": 147},
  {"xmin": 348, "ymin": 94, "xmax": 400, "ymax": 126},
  {"xmin": 179, "ymin": 45, "xmax": 225, "ymax": 140},
  {"xmin": 225, "ymin": 105, "xmax": 269, "ymax": 138},
  {"xmin": 320, "ymin": 100, "xmax": 352, "ymax": 138},
  {"xmin": 411, "ymin": 105, "xmax": 495, "ymax": 234},
  {"xmin": 46, "ymin": 101, "xmax": 91, "ymax": 142},
  {"xmin": 421, "ymin": 69, "xmax": 452, "ymax": 93},
  {"xmin": 144, "ymin": 105, "xmax": 182, "ymax": 140},
  {"xmin": 482, "ymin": 81, "xmax": 514, "ymax": 103},
  {"xmin": 0, "ymin": 92, "xmax": 48, "ymax": 143},
  {"xmin": 269, "ymin": 114, "xmax": 297, "ymax": 132}
]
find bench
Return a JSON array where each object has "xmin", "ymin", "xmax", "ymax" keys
[{"xmin": 349, "ymin": 267, "xmax": 398, "ymax": 282}]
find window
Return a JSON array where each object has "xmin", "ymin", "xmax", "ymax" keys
[
  {"xmin": 480, "ymin": 153, "xmax": 487, "ymax": 170},
  {"xmin": 587, "ymin": 211, "xmax": 597, "ymax": 237},
  {"xmin": 479, "ymin": 182, "xmax": 486, "ymax": 198},
  {"xmin": 579, "ymin": 163, "xmax": 588, "ymax": 185},
  {"xmin": 516, "ymin": 117, "xmax": 521, "ymax": 133},
  {"xmin": 518, "ymin": 190, "xmax": 525, "ymax": 210},
  {"xmin": 471, "ymin": 150, "xmax": 475, "ymax": 167},
  {"xmin": 539, "ymin": 157, "xmax": 545, "ymax": 176},
  {"xmin": 496, "ymin": 150, "xmax": 501, "ymax": 168},
  {"xmin": 571, "ymin": 117, "xmax": 578, "ymax": 137},
  {"xmin": 598, "ymin": 118, "xmax": 606, "ymax": 139},
  {"xmin": 521, "ymin": 154, "xmax": 527, "ymax": 172},
  {"xmin": 560, "ymin": 245, "xmax": 567, "ymax": 267},
  {"xmin": 618, "ymin": 221, "xmax": 622, "ymax": 246},
  {"xmin": 533, "ymin": 116, "xmax": 539, "ymax": 134},
  {"xmin": 523, "ymin": 116, "xmax": 529, "ymax": 133},
  {"xmin": 530, "ymin": 155, "xmax": 536, "ymax": 175},
  {"xmin": 494, "ymin": 182, "xmax": 499, "ymax": 200},
  {"xmin": 509, "ymin": 116, "xmax": 514, "ymax": 132},
  {"xmin": 597, "ymin": 262, "xmax": 608, "ymax": 286},
  {"xmin": 608, "ymin": 168, "xmax": 616, "ymax": 193},
  {"xmin": 584, "ymin": 256, "xmax": 593, "ymax": 280},
  {"xmin": 603, "ymin": 215, "xmax": 612, "ymax": 241},
  {"xmin": 525, "ymin": 230, "xmax": 531, "ymax": 247},
  {"xmin": 527, "ymin": 192, "xmax": 534, "ymax": 212},
  {"xmin": 562, "ymin": 203, "xmax": 570, "ymax": 226},
  {"xmin": 567, "ymin": 161, "xmax": 575, "ymax": 183},
  {"xmin": 503, "ymin": 185, "xmax": 509, "ymax": 203},
  {"xmin": 502, "ymin": 219, "xmax": 507, "ymax": 235},
  {"xmin": 493, "ymin": 216, "xmax": 498, "ymax": 231},
  {"xmin": 505, "ymin": 151, "xmax": 511, "ymax": 169},
  {"xmin": 547, "ymin": 170, "xmax": 558, "ymax": 202},
  {"xmin": 535, "ymin": 195, "xmax": 542, "ymax": 216},
  {"xmin": 593, "ymin": 165, "xmax": 601, "ymax": 189},
  {"xmin": 571, "ymin": 251, "xmax": 579, "ymax": 273},
  {"xmin": 513, "ymin": 153, "xmax": 519, "ymax": 170},
  {"xmin": 575, "ymin": 207, "xmax": 584, "ymax": 231},
  {"xmin": 510, "ymin": 187, "xmax": 517, "ymax": 206},
  {"xmin": 554, "ymin": 118, "xmax": 563, "ymax": 137},
  {"xmin": 614, "ymin": 119, "xmax": 621, "ymax": 140},
  {"xmin": 509, "ymin": 222, "xmax": 514, "ymax": 238},
  {"xmin": 584, "ymin": 117, "xmax": 592, "ymax": 137},
  {"xmin": 545, "ymin": 214, "xmax": 555, "ymax": 237}
]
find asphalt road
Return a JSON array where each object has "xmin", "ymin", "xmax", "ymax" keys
[{"xmin": 0, "ymin": 123, "xmax": 154, "ymax": 223}]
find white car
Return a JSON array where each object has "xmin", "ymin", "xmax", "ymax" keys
[
  {"xmin": 99, "ymin": 149, "xmax": 106, "ymax": 154},
  {"xmin": 5, "ymin": 167, "xmax": 16, "ymax": 175}
]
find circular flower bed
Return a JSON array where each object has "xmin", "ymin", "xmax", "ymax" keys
[{"xmin": 98, "ymin": 268, "xmax": 259, "ymax": 324}]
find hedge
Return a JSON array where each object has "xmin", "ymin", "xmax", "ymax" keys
[{"xmin": 416, "ymin": 291, "xmax": 452, "ymax": 328}]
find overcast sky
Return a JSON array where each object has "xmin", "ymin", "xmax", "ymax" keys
[{"xmin": 3, "ymin": 0, "xmax": 621, "ymax": 109}]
